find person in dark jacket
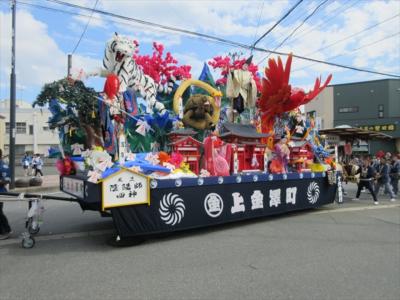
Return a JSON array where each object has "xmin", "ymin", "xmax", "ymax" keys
[
  {"xmin": 0, "ymin": 149, "xmax": 12, "ymax": 240},
  {"xmin": 353, "ymin": 157, "xmax": 379, "ymax": 204},
  {"xmin": 375, "ymin": 157, "xmax": 396, "ymax": 201},
  {"xmin": 390, "ymin": 154, "xmax": 399, "ymax": 195}
]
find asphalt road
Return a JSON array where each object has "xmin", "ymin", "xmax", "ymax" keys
[{"xmin": 0, "ymin": 185, "xmax": 399, "ymax": 300}]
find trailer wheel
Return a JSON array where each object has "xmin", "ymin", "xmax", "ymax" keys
[{"xmin": 22, "ymin": 236, "xmax": 35, "ymax": 249}]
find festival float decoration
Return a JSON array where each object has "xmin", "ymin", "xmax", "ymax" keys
[
  {"xmin": 168, "ymin": 129, "xmax": 203, "ymax": 175},
  {"xmin": 32, "ymin": 33, "xmax": 338, "ymax": 244},
  {"xmin": 209, "ymin": 54, "xmax": 261, "ymax": 124},
  {"xmin": 219, "ymin": 123, "xmax": 268, "ymax": 173}
]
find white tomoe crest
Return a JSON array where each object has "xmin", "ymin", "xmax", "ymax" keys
[
  {"xmin": 103, "ymin": 33, "xmax": 166, "ymax": 113},
  {"xmin": 159, "ymin": 193, "xmax": 185, "ymax": 226},
  {"xmin": 307, "ymin": 182, "xmax": 320, "ymax": 204}
]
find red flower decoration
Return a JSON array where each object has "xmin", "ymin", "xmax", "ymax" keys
[
  {"xmin": 133, "ymin": 42, "xmax": 191, "ymax": 84},
  {"xmin": 208, "ymin": 55, "xmax": 261, "ymax": 92}
]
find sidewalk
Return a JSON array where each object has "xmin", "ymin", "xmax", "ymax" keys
[{"xmin": 10, "ymin": 175, "xmax": 60, "ymax": 194}]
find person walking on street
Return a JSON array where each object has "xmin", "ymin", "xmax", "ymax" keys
[
  {"xmin": 32, "ymin": 153, "xmax": 44, "ymax": 177},
  {"xmin": 21, "ymin": 153, "xmax": 31, "ymax": 176},
  {"xmin": 390, "ymin": 154, "xmax": 399, "ymax": 196},
  {"xmin": 0, "ymin": 149, "xmax": 12, "ymax": 240},
  {"xmin": 375, "ymin": 157, "xmax": 396, "ymax": 202},
  {"xmin": 353, "ymin": 157, "xmax": 379, "ymax": 205}
]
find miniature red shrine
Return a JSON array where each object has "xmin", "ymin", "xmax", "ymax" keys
[
  {"xmin": 168, "ymin": 129, "xmax": 202, "ymax": 174},
  {"xmin": 219, "ymin": 123, "xmax": 269, "ymax": 173}
]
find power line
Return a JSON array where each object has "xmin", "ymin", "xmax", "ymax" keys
[
  {"xmin": 286, "ymin": 0, "xmax": 361, "ymax": 47},
  {"xmin": 272, "ymin": 0, "xmax": 330, "ymax": 49},
  {"xmin": 15, "ymin": 0, "xmax": 400, "ymax": 78},
  {"xmin": 17, "ymin": 0, "xmax": 227, "ymax": 47},
  {"xmin": 251, "ymin": 0, "xmax": 303, "ymax": 49},
  {"xmin": 304, "ymin": 13, "xmax": 399, "ymax": 57},
  {"xmin": 257, "ymin": 0, "xmax": 329, "ymax": 64},
  {"xmin": 250, "ymin": 0, "xmax": 265, "ymax": 53},
  {"xmin": 71, "ymin": 0, "xmax": 99, "ymax": 54},
  {"xmin": 351, "ymin": 32, "xmax": 399, "ymax": 52},
  {"xmin": 293, "ymin": 32, "xmax": 400, "ymax": 73}
]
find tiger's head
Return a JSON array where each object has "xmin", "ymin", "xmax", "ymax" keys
[{"xmin": 103, "ymin": 33, "xmax": 137, "ymax": 72}]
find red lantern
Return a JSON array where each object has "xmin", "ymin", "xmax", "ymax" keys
[{"xmin": 104, "ymin": 74, "xmax": 120, "ymax": 100}]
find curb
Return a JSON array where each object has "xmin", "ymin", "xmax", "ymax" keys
[{"xmin": 10, "ymin": 185, "xmax": 60, "ymax": 194}]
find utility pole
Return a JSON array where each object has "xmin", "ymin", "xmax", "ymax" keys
[
  {"xmin": 9, "ymin": 0, "xmax": 16, "ymax": 189},
  {"xmin": 67, "ymin": 54, "xmax": 72, "ymax": 77}
]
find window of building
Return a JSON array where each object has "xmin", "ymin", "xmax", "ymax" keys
[
  {"xmin": 339, "ymin": 106, "xmax": 359, "ymax": 113},
  {"xmin": 43, "ymin": 126, "xmax": 49, "ymax": 131},
  {"xmin": 16, "ymin": 122, "xmax": 26, "ymax": 134},
  {"xmin": 378, "ymin": 104, "xmax": 384, "ymax": 118},
  {"xmin": 29, "ymin": 125, "xmax": 34, "ymax": 135},
  {"xmin": 6, "ymin": 122, "xmax": 27, "ymax": 134}
]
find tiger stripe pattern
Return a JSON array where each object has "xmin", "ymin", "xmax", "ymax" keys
[{"xmin": 103, "ymin": 33, "xmax": 166, "ymax": 114}]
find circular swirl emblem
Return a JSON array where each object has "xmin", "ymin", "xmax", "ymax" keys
[
  {"xmin": 159, "ymin": 193, "xmax": 185, "ymax": 226},
  {"xmin": 307, "ymin": 182, "xmax": 320, "ymax": 204}
]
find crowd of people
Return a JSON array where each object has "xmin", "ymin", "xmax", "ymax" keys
[
  {"xmin": 346, "ymin": 152, "xmax": 399, "ymax": 205},
  {"xmin": 21, "ymin": 153, "xmax": 44, "ymax": 177}
]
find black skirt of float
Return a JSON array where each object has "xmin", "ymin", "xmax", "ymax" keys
[{"xmin": 108, "ymin": 173, "xmax": 337, "ymax": 238}]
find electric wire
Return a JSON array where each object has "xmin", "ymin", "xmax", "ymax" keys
[
  {"xmin": 251, "ymin": 0, "xmax": 303, "ymax": 49},
  {"xmin": 250, "ymin": 0, "xmax": 265, "ymax": 54},
  {"xmin": 6, "ymin": 0, "xmax": 400, "ymax": 78},
  {"xmin": 293, "ymin": 32, "xmax": 400, "ymax": 73},
  {"xmin": 17, "ymin": 0, "xmax": 233, "ymax": 47},
  {"xmin": 70, "ymin": 0, "xmax": 99, "ymax": 54},
  {"xmin": 257, "ymin": 0, "xmax": 330, "ymax": 64},
  {"xmin": 304, "ymin": 13, "xmax": 399, "ymax": 57},
  {"xmin": 286, "ymin": 0, "xmax": 360, "ymax": 47}
]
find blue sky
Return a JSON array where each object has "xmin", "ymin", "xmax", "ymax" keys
[{"xmin": 0, "ymin": 0, "xmax": 399, "ymax": 103}]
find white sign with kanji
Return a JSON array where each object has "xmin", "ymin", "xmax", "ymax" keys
[
  {"xmin": 62, "ymin": 177, "xmax": 84, "ymax": 198},
  {"xmin": 101, "ymin": 169, "xmax": 149, "ymax": 210}
]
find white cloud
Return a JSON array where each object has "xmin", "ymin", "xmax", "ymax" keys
[
  {"xmin": 114, "ymin": 26, "xmax": 183, "ymax": 48},
  {"xmin": 72, "ymin": 13, "xmax": 106, "ymax": 28},
  {"xmin": 173, "ymin": 52, "xmax": 204, "ymax": 78},
  {"xmin": 258, "ymin": 0, "xmax": 400, "ymax": 82},
  {"xmin": 1, "ymin": 10, "xmax": 64, "ymax": 86},
  {"xmin": 324, "ymin": 1, "xmax": 342, "ymax": 14},
  {"xmin": 99, "ymin": 0, "xmax": 289, "ymax": 38},
  {"xmin": 0, "ymin": 9, "xmax": 102, "ymax": 101}
]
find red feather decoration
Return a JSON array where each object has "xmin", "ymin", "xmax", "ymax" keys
[{"xmin": 259, "ymin": 53, "xmax": 332, "ymax": 135}]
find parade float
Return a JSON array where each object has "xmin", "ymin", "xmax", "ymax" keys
[{"xmin": 33, "ymin": 33, "xmax": 338, "ymax": 243}]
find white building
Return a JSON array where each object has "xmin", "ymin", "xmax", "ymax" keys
[
  {"xmin": 304, "ymin": 86, "xmax": 334, "ymax": 130},
  {"xmin": 0, "ymin": 99, "xmax": 59, "ymax": 155}
]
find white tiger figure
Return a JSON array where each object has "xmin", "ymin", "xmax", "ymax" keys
[{"xmin": 101, "ymin": 33, "xmax": 166, "ymax": 114}]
